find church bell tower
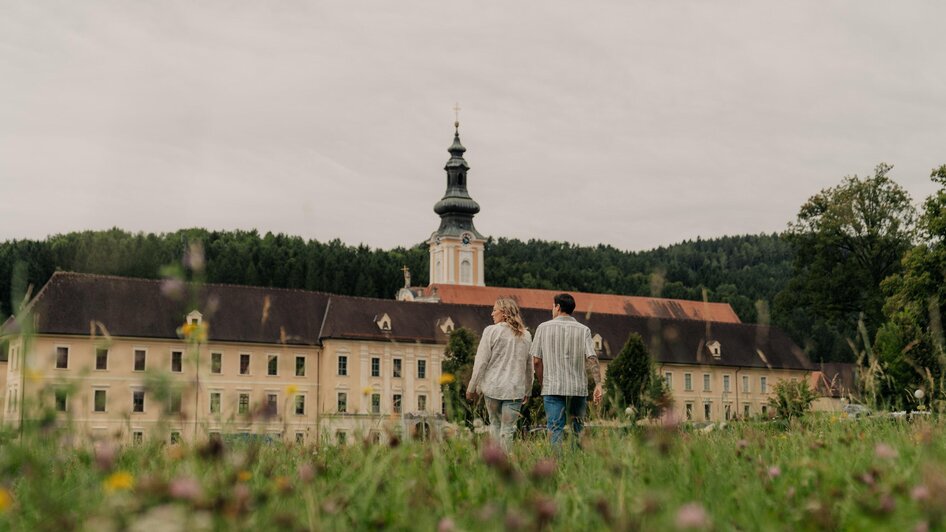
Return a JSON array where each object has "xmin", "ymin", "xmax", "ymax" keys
[{"xmin": 428, "ymin": 119, "xmax": 485, "ymax": 286}]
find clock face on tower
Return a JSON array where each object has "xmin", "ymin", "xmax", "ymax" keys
[{"xmin": 461, "ymin": 233, "xmax": 472, "ymax": 246}]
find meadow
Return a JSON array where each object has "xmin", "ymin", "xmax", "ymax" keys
[{"xmin": 0, "ymin": 414, "xmax": 943, "ymax": 531}]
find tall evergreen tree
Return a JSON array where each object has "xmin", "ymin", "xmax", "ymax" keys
[{"xmin": 604, "ymin": 333, "xmax": 667, "ymax": 418}]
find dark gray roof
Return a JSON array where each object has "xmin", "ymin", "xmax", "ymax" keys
[{"xmin": 4, "ymin": 272, "xmax": 811, "ymax": 370}]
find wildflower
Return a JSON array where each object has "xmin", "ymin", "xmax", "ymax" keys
[
  {"xmin": 737, "ymin": 439, "xmax": 749, "ymax": 450},
  {"xmin": 169, "ymin": 476, "xmax": 202, "ymax": 502},
  {"xmin": 0, "ymin": 488, "xmax": 12, "ymax": 512},
  {"xmin": 675, "ymin": 502, "xmax": 710, "ymax": 529},
  {"xmin": 875, "ymin": 443, "xmax": 898, "ymax": 460},
  {"xmin": 915, "ymin": 389, "xmax": 925, "ymax": 400},
  {"xmin": 438, "ymin": 373, "xmax": 456, "ymax": 385},
  {"xmin": 103, "ymin": 471, "xmax": 134, "ymax": 493},
  {"xmin": 768, "ymin": 466, "xmax": 781, "ymax": 479},
  {"xmin": 237, "ymin": 470, "xmax": 252, "ymax": 482},
  {"xmin": 298, "ymin": 463, "xmax": 315, "ymax": 483},
  {"xmin": 286, "ymin": 384, "xmax": 299, "ymax": 396},
  {"xmin": 531, "ymin": 458, "xmax": 557, "ymax": 481},
  {"xmin": 274, "ymin": 476, "xmax": 292, "ymax": 494},
  {"xmin": 437, "ymin": 517, "xmax": 456, "ymax": 532},
  {"xmin": 93, "ymin": 441, "xmax": 117, "ymax": 471},
  {"xmin": 912, "ymin": 485, "xmax": 930, "ymax": 502},
  {"xmin": 532, "ymin": 496, "xmax": 557, "ymax": 524},
  {"xmin": 161, "ymin": 278, "xmax": 185, "ymax": 300}
]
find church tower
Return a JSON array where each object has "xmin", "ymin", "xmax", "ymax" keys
[{"xmin": 428, "ymin": 121, "xmax": 485, "ymax": 286}]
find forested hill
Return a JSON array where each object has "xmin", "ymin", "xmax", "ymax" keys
[{"xmin": 0, "ymin": 229, "xmax": 792, "ymax": 324}]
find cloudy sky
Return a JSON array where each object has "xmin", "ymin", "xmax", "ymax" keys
[{"xmin": 2, "ymin": 2, "xmax": 944, "ymax": 251}]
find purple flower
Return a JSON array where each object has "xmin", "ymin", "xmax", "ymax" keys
[{"xmin": 675, "ymin": 502, "xmax": 710, "ymax": 529}]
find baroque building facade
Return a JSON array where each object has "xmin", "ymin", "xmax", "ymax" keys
[{"xmin": 1, "ymin": 124, "xmax": 814, "ymax": 444}]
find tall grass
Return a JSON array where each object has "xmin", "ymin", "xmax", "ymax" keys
[{"xmin": 1, "ymin": 415, "xmax": 945, "ymax": 531}]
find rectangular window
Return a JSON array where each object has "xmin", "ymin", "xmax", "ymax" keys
[
  {"xmin": 210, "ymin": 392, "xmax": 221, "ymax": 414},
  {"xmin": 703, "ymin": 374, "xmax": 711, "ymax": 392},
  {"xmin": 684, "ymin": 373, "xmax": 692, "ymax": 391},
  {"xmin": 94, "ymin": 389, "xmax": 107, "ymax": 412},
  {"xmin": 295, "ymin": 356, "xmax": 306, "ymax": 377},
  {"xmin": 211, "ymin": 352, "xmax": 223, "ymax": 374},
  {"xmin": 371, "ymin": 357, "xmax": 380, "ymax": 377},
  {"xmin": 239, "ymin": 393, "xmax": 250, "ymax": 414},
  {"xmin": 337, "ymin": 392, "xmax": 348, "ymax": 413},
  {"xmin": 336, "ymin": 431, "xmax": 347, "ymax": 445},
  {"xmin": 704, "ymin": 402, "xmax": 711, "ymax": 421},
  {"xmin": 742, "ymin": 375, "xmax": 749, "ymax": 393},
  {"xmin": 266, "ymin": 394, "xmax": 278, "ymax": 416},
  {"xmin": 134, "ymin": 349, "xmax": 146, "ymax": 371},
  {"xmin": 338, "ymin": 356, "xmax": 348, "ymax": 376},
  {"xmin": 723, "ymin": 375, "xmax": 731, "ymax": 393},
  {"xmin": 418, "ymin": 394, "xmax": 427, "ymax": 411},
  {"xmin": 170, "ymin": 432, "xmax": 181, "ymax": 444},
  {"xmin": 168, "ymin": 390, "xmax": 182, "ymax": 414},
  {"xmin": 268, "ymin": 355, "xmax": 278, "ymax": 376},
  {"xmin": 133, "ymin": 431, "xmax": 143, "ymax": 444},
  {"xmin": 240, "ymin": 354, "xmax": 251, "ymax": 375},
  {"xmin": 371, "ymin": 393, "xmax": 380, "ymax": 414},
  {"xmin": 393, "ymin": 394, "xmax": 402, "ymax": 414},
  {"xmin": 725, "ymin": 403, "xmax": 732, "ymax": 420},
  {"xmin": 95, "ymin": 348, "xmax": 108, "ymax": 370},
  {"xmin": 743, "ymin": 403, "xmax": 750, "ymax": 418},
  {"xmin": 171, "ymin": 351, "xmax": 183, "ymax": 373},
  {"xmin": 295, "ymin": 432, "xmax": 305, "ymax": 444},
  {"xmin": 761, "ymin": 405, "xmax": 769, "ymax": 417},
  {"xmin": 393, "ymin": 359, "xmax": 402, "ymax": 378},
  {"xmin": 685, "ymin": 402, "xmax": 693, "ymax": 420},
  {"xmin": 664, "ymin": 372, "xmax": 673, "ymax": 390},
  {"xmin": 133, "ymin": 390, "xmax": 145, "ymax": 413},
  {"xmin": 760, "ymin": 377, "xmax": 768, "ymax": 394},
  {"xmin": 295, "ymin": 395, "xmax": 305, "ymax": 415},
  {"xmin": 56, "ymin": 346, "xmax": 69, "ymax": 369},
  {"xmin": 53, "ymin": 389, "xmax": 66, "ymax": 412},
  {"xmin": 417, "ymin": 360, "xmax": 427, "ymax": 379}
]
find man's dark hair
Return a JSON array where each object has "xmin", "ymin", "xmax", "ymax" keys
[{"xmin": 554, "ymin": 293, "xmax": 576, "ymax": 315}]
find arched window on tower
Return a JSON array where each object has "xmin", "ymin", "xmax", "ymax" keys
[
  {"xmin": 460, "ymin": 259, "xmax": 472, "ymax": 284},
  {"xmin": 458, "ymin": 173, "xmax": 465, "ymax": 186}
]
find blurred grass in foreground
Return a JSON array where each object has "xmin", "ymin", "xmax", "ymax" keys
[{"xmin": 1, "ymin": 415, "xmax": 945, "ymax": 531}]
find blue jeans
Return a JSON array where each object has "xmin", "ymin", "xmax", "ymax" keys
[
  {"xmin": 485, "ymin": 397, "xmax": 523, "ymax": 450},
  {"xmin": 543, "ymin": 395, "xmax": 587, "ymax": 447}
]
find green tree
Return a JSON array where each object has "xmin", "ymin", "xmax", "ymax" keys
[
  {"xmin": 775, "ymin": 163, "xmax": 916, "ymax": 363},
  {"xmin": 604, "ymin": 333, "xmax": 668, "ymax": 418},
  {"xmin": 878, "ymin": 164, "xmax": 946, "ymax": 406},
  {"xmin": 441, "ymin": 327, "xmax": 481, "ymax": 425}
]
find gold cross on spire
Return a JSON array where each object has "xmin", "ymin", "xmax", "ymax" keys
[{"xmin": 453, "ymin": 102, "xmax": 461, "ymax": 129}]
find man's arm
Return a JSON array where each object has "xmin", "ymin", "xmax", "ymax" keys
[
  {"xmin": 533, "ymin": 357, "xmax": 543, "ymax": 388},
  {"xmin": 585, "ymin": 329, "xmax": 603, "ymax": 404}
]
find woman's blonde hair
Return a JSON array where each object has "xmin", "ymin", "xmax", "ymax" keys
[{"xmin": 494, "ymin": 297, "xmax": 527, "ymax": 337}]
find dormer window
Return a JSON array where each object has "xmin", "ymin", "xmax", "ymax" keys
[
  {"xmin": 186, "ymin": 310, "xmax": 203, "ymax": 326},
  {"xmin": 592, "ymin": 334, "xmax": 603, "ymax": 351},
  {"xmin": 376, "ymin": 313, "xmax": 392, "ymax": 331},
  {"xmin": 708, "ymin": 340, "xmax": 721, "ymax": 358},
  {"xmin": 439, "ymin": 317, "xmax": 455, "ymax": 334}
]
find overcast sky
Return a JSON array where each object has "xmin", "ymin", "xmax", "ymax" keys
[{"xmin": 2, "ymin": 2, "xmax": 944, "ymax": 252}]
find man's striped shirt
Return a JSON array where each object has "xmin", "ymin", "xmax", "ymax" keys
[{"xmin": 530, "ymin": 316, "xmax": 596, "ymax": 397}]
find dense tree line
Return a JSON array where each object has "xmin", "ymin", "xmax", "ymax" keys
[{"xmin": 0, "ymin": 229, "xmax": 792, "ymax": 326}]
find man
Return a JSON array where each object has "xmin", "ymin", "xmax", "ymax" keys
[{"xmin": 530, "ymin": 293, "xmax": 603, "ymax": 448}]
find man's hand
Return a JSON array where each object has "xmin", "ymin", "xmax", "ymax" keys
[
  {"xmin": 465, "ymin": 390, "xmax": 478, "ymax": 402},
  {"xmin": 522, "ymin": 395, "xmax": 529, "ymax": 406},
  {"xmin": 592, "ymin": 384, "xmax": 603, "ymax": 405}
]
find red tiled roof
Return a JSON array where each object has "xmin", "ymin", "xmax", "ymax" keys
[{"xmin": 421, "ymin": 284, "xmax": 742, "ymax": 323}]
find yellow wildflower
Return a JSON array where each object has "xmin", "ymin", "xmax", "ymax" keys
[
  {"xmin": 0, "ymin": 487, "xmax": 12, "ymax": 512},
  {"xmin": 274, "ymin": 476, "xmax": 292, "ymax": 493},
  {"xmin": 237, "ymin": 470, "xmax": 252, "ymax": 482},
  {"xmin": 286, "ymin": 384, "xmax": 299, "ymax": 396},
  {"xmin": 182, "ymin": 323, "xmax": 196, "ymax": 336},
  {"xmin": 103, "ymin": 471, "xmax": 134, "ymax": 493},
  {"xmin": 439, "ymin": 373, "xmax": 456, "ymax": 385}
]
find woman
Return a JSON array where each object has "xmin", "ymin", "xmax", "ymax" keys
[{"xmin": 466, "ymin": 297, "xmax": 533, "ymax": 449}]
